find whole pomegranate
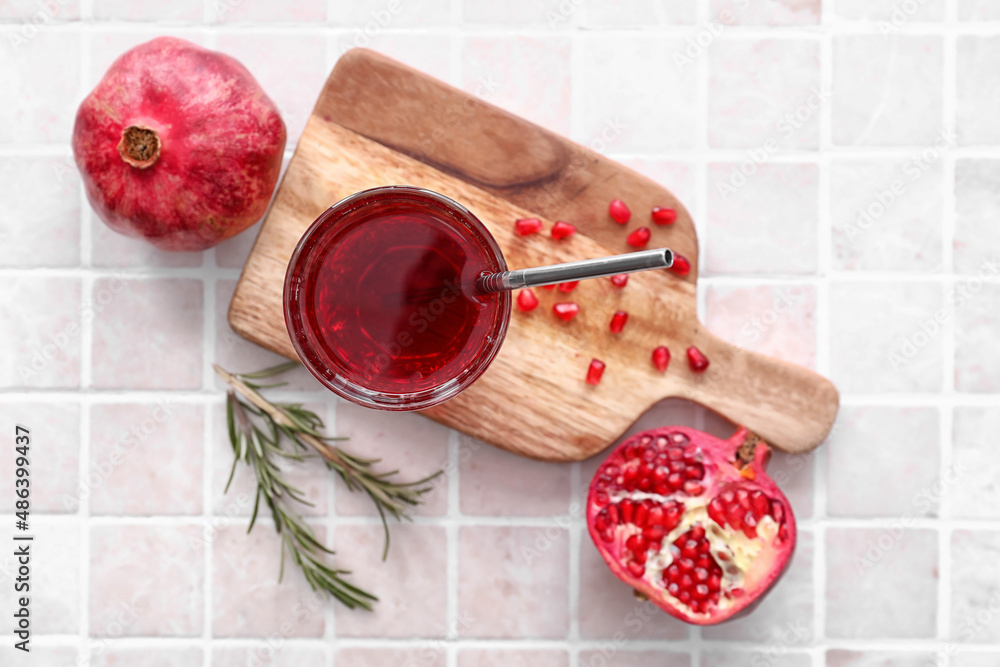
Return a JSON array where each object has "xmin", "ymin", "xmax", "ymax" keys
[
  {"xmin": 587, "ymin": 425, "xmax": 795, "ymax": 625},
  {"xmin": 73, "ymin": 37, "xmax": 286, "ymax": 251}
]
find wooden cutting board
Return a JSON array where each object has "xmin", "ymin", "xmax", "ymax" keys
[{"xmin": 229, "ymin": 49, "xmax": 839, "ymax": 461}]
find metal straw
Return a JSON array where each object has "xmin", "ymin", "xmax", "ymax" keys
[{"xmin": 477, "ymin": 248, "xmax": 674, "ymax": 293}]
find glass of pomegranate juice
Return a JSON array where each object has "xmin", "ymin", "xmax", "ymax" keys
[{"xmin": 284, "ymin": 186, "xmax": 511, "ymax": 410}]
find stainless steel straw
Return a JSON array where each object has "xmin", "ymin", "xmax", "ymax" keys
[{"xmin": 476, "ymin": 248, "xmax": 673, "ymax": 293}]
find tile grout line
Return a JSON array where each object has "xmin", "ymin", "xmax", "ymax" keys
[
  {"xmin": 77, "ymin": 7, "xmax": 93, "ymax": 663},
  {"xmin": 691, "ymin": 5, "xmax": 711, "ymax": 661},
  {"xmin": 812, "ymin": 0, "xmax": 835, "ymax": 660},
  {"xmin": 200, "ymin": 6, "xmax": 218, "ymax": 649},
  {"xmin": 938, "ymin": 0, "xmax": 959, "ymax": 649},
  {"xmin": 201, "ymin": 238, "xmax": 217, "ymax": 665},
  {"xmin": 12, "ymin": 512, "xmax": 1000, "ymax": 530},
  {"xmin": 567, "ymin": 11, "xmax": 585, "ymax": 667},
  {"xmin": 6, "ymin": 7, "xmax": 993, "ymax": 662},
  {"xmin": 445, "ymin": 430, "xmax": 460, "ymax": 667},
  {"xmin": 202, "ymin": 380, "xmax": 214, "ymax": 666},
  {"xmin": 567, "ymin": 460, "xmax": 581, "ymax": 647},
  {"xmin": 324, "ymin": 399, "xmax": 337, "ymax": 665},
  {"xmin": 446, "ymin": 7, "xmax": 464, "ymax": 665}
]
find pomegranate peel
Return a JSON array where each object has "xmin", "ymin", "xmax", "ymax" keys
[
  {"xmin": 73, "ymin": 36, "xmax": 286, "ymax": 252},
  {"xmin": 586, "ymin": 426, "xmax": 796, "ymax": 625}
]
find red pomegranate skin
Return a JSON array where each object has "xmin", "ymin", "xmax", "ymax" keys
[{"xmin": 72, "ymin": 37, "xmax": 286, "ymax": 251}]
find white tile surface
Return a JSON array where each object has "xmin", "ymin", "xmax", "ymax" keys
[{"xmin": 3, "ymin": 4, "xmax": 999, "ymax": 664}]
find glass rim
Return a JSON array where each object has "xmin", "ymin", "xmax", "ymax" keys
[{"xmin": 283, "ymin": 185, "xmax": 511, "ymax": 411}]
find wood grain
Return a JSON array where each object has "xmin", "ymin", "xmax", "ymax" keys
[{"xmin": 229, "ymin": 49, "xmax": 839, "ymax": 461}]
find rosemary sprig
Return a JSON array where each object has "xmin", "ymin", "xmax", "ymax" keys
[{"xmin": 215, "ymin": 361, "xmax": 442, "ymax": 609}]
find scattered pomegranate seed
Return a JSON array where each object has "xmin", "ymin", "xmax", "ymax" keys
[
  {"xmin": 541, "ymin": 284, "xmax": 556, "ymax": 290},
  {"xmin": 669, "ymin": 252, "xmax": 691, "ymax": 277},
  {"xmin": 515, "ymin": 218, "xmax": 542, "ymax": 235},
  {"xmin": 627, "ymin": 227, "xmax": 651, "ymax": 248},
  {"xmin": 586, "ymin": 358, "xmax": 606, "ymax": 385},
  {"xmin": 610, "ymin": 274, "xmax": 628, "ymax": 288},
  {"xmin": 558, "ymin": 281, "xmax": 579, "ymax": 293},
  {"xmin": 609, "ymin": 199, "xmax": 631, "ymax": 224},
  {"xmin": 652, "ymin": 346, "xmax": 670, "ymax": 372},
  {"xmin": 516, "ymin": 289, "xmax": 539, "ymax": 312},
  {"xmin": 551, "ymin": 221, "xmax": 576, "ymax": 240},
  {"xmin": 609, "ymin": 310, "xmax": 629, "ymax": 333},
  {"xmin": 553, "ymin": 302, "xmax": 580, "ymax": 321},
  {"xmin": 687, "ymin": 346, "xmax": 709, "ymax": 372},
  {"xmin": 651, "ymin": 207, "xmax": 677, "ymax": 225}
]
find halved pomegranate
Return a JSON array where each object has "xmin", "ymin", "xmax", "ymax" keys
[{"xmin": 586, "ymin": 426, "xmax": 795, "ymax": 625}]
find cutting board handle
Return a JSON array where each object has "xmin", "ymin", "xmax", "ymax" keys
[{"xmin": 673, "ymin": 331, "xmax": 839, "ymax": 454}]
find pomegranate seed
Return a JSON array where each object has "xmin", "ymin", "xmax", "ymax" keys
[
  {"xmin": 659, "ymin": 525, "xmax": 723, "ymax": 609},
  {"xmin": 553, "ymin": 302, "xmax": 580, "ymax": 321},
  {"xmin": 586, "ymin": 358, "xmax": 606, "ymax": 385},
  {"xmin": 684, "ymin": 481, "xmax": 704, "ymax": 496},
  {"xmin": 541, "ymin": 284, "xmax": 556, "ymax": 291},
  {"xmin": 669, "ymin": 252, "xmax": 691, "ymax": 277},
  {"xmin": 651, "ymin": 346, "xmax": 670, "ymax": 372},
  {"xmin": 751, "ymin": 491, "xmax": 770, "ymax": 517},
  {"xmin": 651, "ymin": 207, "xmax": 677, "ymax": 225},
  {"xmin": 687, "ymin": 346, "xmax": 709, "ymax": 372},
  {"xmin": 626, "ymin": 227, "xmax": 651, "ymax": 248},
  {"xmin": 610, "ymin": 273, "xmax": 629, "ymax": 288},
  {"xmin": 558, "ymin": 281, "xmax": 579, "ymax": 293},
  {"xmin": 634, "ymin": 502, "xmax": 649, "ymax": 527},
  {"xmin": 626, "ymin": 561, "xmax": 645, "ymax": 577},
  {"xmin": 515, "ymin": 218, "xmax": 542, "ymax": 235},
  {"xmin": 551, "ymin": 221, "xmax": 576, "ymax": 240},
  {"xmin": 516, "ymin": 289, "xmax": 539, "ymax": 312},
  {"xmin": 609, "ymin": 199, "xmax": 631, "ymax": 224},
  {"xmin": 620, "ymin": 499, "xmax": 634, "ymax": 523},
  {"xmin": 609, "ymin": 310, "xmax": 629, "ymax": 333}
]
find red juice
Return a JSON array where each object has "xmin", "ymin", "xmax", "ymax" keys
[{"xmin": 284, "ymin": 187, "xmax": 510, "ymax": 410}]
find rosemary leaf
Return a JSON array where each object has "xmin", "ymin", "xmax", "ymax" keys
[{"xmin": 215, "ymin": 362, "xmax": 442, "ymax": 608}]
